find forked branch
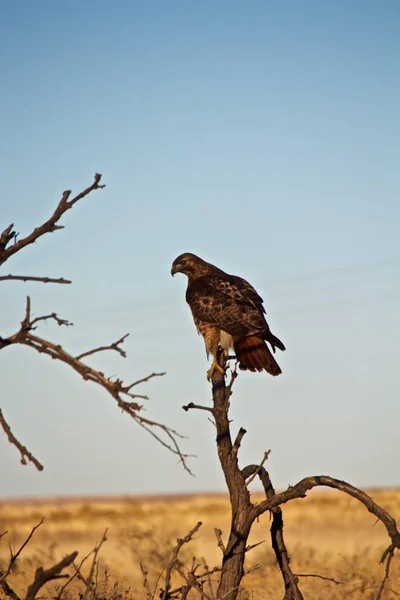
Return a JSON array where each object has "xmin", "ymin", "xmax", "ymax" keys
[
  {"xmin": 25, "ymin": 552, "xmax": 78, "ymax": 600},
  {"xmin": 252, "ymin": 475, "xmax": 400, "ymax": 552},
  {"xmin": 0, "ymin": 297, "xmax": 191, "ymax": 473},
  {"xmin": 183, "ymin": 352, "xmax": 400, "ymax": 600},
  {"xmin": 0, "ymin": 173, "xmax": 105, "ymax": 266}
]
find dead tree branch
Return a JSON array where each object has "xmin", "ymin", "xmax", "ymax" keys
[
  {"xmin": 244, "ymin": 450, "xmax": 270, "ymax": 486},
  {"xmin": 139, "ymin": 563, "xmax": 153, "ymax": 600},
  {"xmin": 183, "ymin": 348, "xmax": 400, "ymax": 600},
  {"xmin": 251, "ymin": 476, "xmax": 400, "ymax": 552},
  {"xmin": 0, "ymin": 297, "xmax": 191, "ymax": 472},
  {"xmin": 0, "ymin": 579, "xmax": 21, "ymax": 600},
  {"xmin": 242, "ymin": 463, "xmax": 304, "ymax": 600},
  {"xmin": 55, "ymin": 549, "xmax": 94, "ymax": 599},
  {"xmin": 294, "ymin": 573, "xmax": 343, "ymax": 585},
  {"xmin": 375, "ymin": 544, "xmax": 395, "ymax": 600},
  {"xmin": 0, "ymin": 520, "xmax": 44, "ymax": 585},
  {"xmin": 81, "ymin": 529, "xmax": 108, "ymax": 600},
  {"xmin": 0, "ymin": 275, "xmax": 71, "ymax": 284},
  {"xmin": 0, "ymin": 173, "xmax": 105, "ymax": 266},
  {"xmin": 208, "ymin": 353, "xmax": 252, "ymax": 600},
  {"xmin": 160, "ymin": 522, "xmax": 202, "ymax": 600},
  {"xmin": 24, "ymin": 551, "xmax": 78, "ymax": 600},
  {"xmin": 76, "ymin": 334, "xmax": 130, "ymax": 360},
  {"xmin": 0, "ymin": 408, "xmax": 43, "ymax": 471}
]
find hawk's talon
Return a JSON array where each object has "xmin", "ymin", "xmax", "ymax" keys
[{"xmin": 206, "ymin": 357, "xmax": 225, "ymax": 381}]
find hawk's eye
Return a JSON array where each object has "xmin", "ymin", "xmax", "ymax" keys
[{"xmin": 180, "ymin": 259, "xmax": 186, "ymax": 266}]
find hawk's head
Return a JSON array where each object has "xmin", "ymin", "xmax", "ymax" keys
[{"xmin": 171, "ymin": 252, "xmax": 208, "ymax": 278}]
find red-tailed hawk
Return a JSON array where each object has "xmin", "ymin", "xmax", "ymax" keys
[{"xmin": 171, "ymin": 252, "xmax": 285, "ymax": 379}]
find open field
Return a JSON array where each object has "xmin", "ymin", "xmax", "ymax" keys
[{"xmin": 1, "ymin": 489, "xmax": 399, "ymax": 599}]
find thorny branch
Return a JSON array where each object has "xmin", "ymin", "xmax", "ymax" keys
[{"xmin": 0, "ymin": 174, "xmax": 192, "ymax": 474}]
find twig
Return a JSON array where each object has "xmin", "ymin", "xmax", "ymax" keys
[
  {"xmin": 2, "ymin": 519, "xmax": 44, "ymax": 582},
  {"xmin": 24, "ymin": 551, "xmax": 78, "ymax": 600},
  {"xmin": 71, "ymin": 561, "xmax": 89, "ymax": 586},
  {"xmin": 140, "ymin": 563, "xmax": 153, "ymax": 600},
  {"xmin": 56, "ymin": 549, "xmax": 94, "ymax": 599},
  {"xmin": 245, "ymin": 450, "xmax": 271, "ymax": 486},
  {"xmin": 214, "ymin": 529, "xmax": 225, "ymax": 555},
  {"xmin": 232, "ymin": 428, "xmax": 246, "ymax": 453},
  {"xmin": 182, "ymin": 402, "xmax": 213, "ymax": 413},
  {"xmin": 244, "ymin": 540, "xmax": 265, "ymax": 553},
  {"xmin": 294, "ymin": 573, "xmax": 343, "ymax": 585},
  {"xmin": 132, "ymin": 413, "xmax": 194, "ymax": 476},
  {"xmin": 0, "ymin": 275, "xmax": 71, "ymax": 284},
  {"xmin": 30, "ymin": 312, "xmax": 72, "ymax": 328},
  {"xmin": 243, "ymin": 564, "xmax": 261, "ymax": 575},
  {"xmin": 0, "ymin": 174, "xmax": 105, "ymax": 266},
  {"xmin": 0, "ymin": 408, "xmax": 43, "ymax": 471},
  {"xmin": 76, "ymin": 334, "xmax": 130, "ymax": 360},
  {"xmin": 161, "ymin": 522, "xmax": 202, "ymax": 600},
  {"xmin": 0, "ymin": 225, "xmax": 17, "ymax": 253},
  {"xmin": 376, "ymin": 545, "xmax": 395, "ymax": 600},
  {"xmin": 168, "ymin": 565, "xmax": 221, "ymax": 600},
  {"xmin": 225, "ymin": 364, "xmax": 238, "ymax": 403},
  {"xmin": 81, "ymin": 529, "xmax": 107, "ymax": 600},
  {"xmin": 174, "ymin": 564, "xmax": 213, "ymax": 600}
]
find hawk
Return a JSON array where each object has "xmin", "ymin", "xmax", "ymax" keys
[{"xmin": 171, "ymin": 252, "xmax": 285, "ymax": 379}]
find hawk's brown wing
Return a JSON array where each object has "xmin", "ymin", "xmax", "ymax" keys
[
  {"xmin": 230, "ymin": 275, "xmax": 266, "ymax": 314},
  {"xmin": 186, "ymin": 275, "xmax": 267, "ymax": 338}
]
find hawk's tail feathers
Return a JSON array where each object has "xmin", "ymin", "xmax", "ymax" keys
[
  {"xmin": 266, "ymin": 332, "xmax": 286, "ymax": 353},
  {"xmin": 233, "ymin": 336, "xmax": 282, "ymax": 376}
]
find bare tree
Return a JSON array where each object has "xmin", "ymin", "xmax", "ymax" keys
[
  {"xmin": 183, "ymin": 351, "xmax": 400, "ymax": 600},
  {"xmin": 0, "ymin": 174, "xmax": 191, "ymax": 473}
]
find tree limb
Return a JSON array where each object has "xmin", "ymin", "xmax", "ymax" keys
[
  {"xmin": 160, "ymin": 522, "xmax": 203, "ymax": 600},
  {"xmin": 0, "ymin": 275, "xmax": 71, "ymax": 284},
  {"xmin": 0, "ymin": 297, "xmax": 192, "ymax": 472},
  {"xmin": 81, "ymin": 529, "xmax": 108, "ymax": 600},
  {"xmin": 0, "ymin": 408, "xmax": 43, "ymax": 471},
  {"xmin": 376, "ymin": 545, "xmax": 395, "ymax": 600},
  {"xmin": 24, "ymin": 551, "xmax": 78, "ymax": 600},
  {"xmin": 0, "ymin": 520, "xmax": 44, "ymax": 583},
  {"xmin": 0, "ymin": 174, "xmax": 105, "ymax": 266},
  {"xmin": 252, "ymin": 475, "xmax": 400, "ymax": 552},
  {"xmin": 242, "ymin": 464, "xmax": 304, "ymax": 600},
  {"xmin": 0, "ymin": 579, "xmax": 21, "ymax": 600}
]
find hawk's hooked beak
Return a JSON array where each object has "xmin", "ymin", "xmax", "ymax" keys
[{"xmin": 171, "ymin": 264, "xmax": 178, "ymax": 276}]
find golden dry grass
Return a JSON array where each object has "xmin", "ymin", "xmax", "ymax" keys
[{"xmin": 1, "ymin": 489, "xmax": 400, "ymax": 599}]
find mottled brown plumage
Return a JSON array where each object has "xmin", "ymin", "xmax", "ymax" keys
[{"xmin": 171, "ymin": 253, "xmax": 285, "ymax": 378}]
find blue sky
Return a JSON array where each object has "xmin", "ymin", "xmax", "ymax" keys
[{"xmin": 0, "ymin": 1, "xmax": 399, "ymax": 498}]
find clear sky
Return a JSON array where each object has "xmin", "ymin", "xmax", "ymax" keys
[{"xmin": 0, "ymin": 1, "xmax": 399, "ymax": 498}]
